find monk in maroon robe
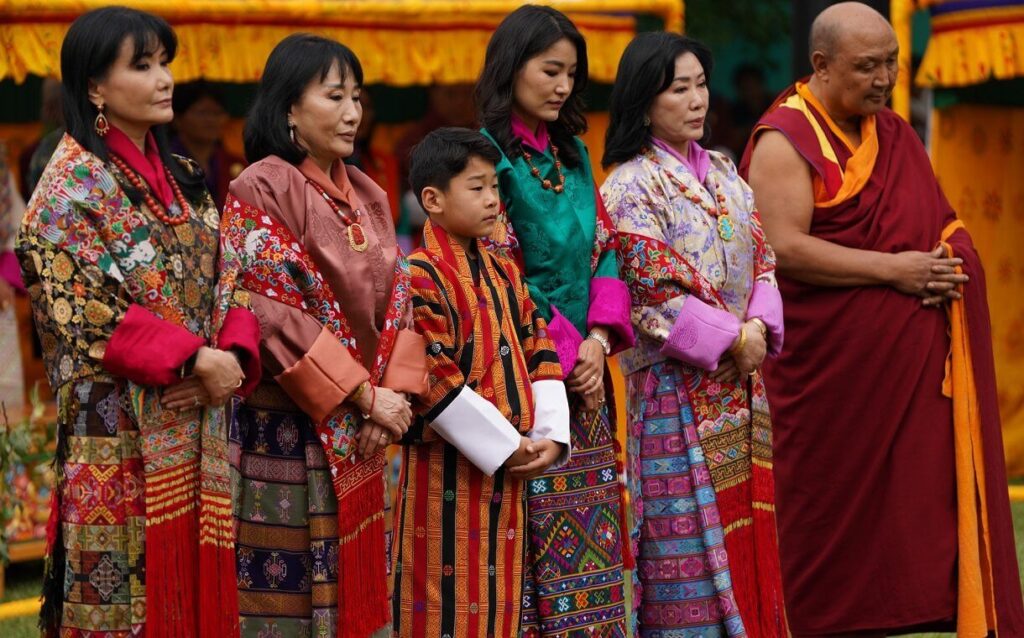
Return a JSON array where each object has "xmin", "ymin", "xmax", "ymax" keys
[{"xmin": 740, "ymin": 3, "xmax": 1024, "ymax": 636}]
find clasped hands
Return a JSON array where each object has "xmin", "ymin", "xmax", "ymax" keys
[
  {"xmin": 889, "ymin": 245, "xmax": 969, "ymax": 307},
  {"xmin": 162, "ymin": 346, "xmax": 244, "ymax": 410},
  {"xmin": 710, "ymin": 320, "xmax": 767, "ymax": 383},
  {"xmin": 567, "ymin": 334, "xmax": 607, "ymax": 412},
  {"xmin": 352, "ymin": 384, "xmax": 412, "ymax": 458}
]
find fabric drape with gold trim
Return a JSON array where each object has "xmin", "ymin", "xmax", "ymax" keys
[{"xmin": 0, "ymin": 0, "xmax": 683, "ymax": 85}]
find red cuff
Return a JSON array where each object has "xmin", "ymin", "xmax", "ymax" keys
[
  {"xmin": 217, "ymin": 307, "xmax": 262, "ymax": 397},
  {"xmin": 103, "ymin": 304, "xmax": 206, "ymax": 386}
]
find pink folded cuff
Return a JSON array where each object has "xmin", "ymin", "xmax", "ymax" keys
[
  {"xmin": 546, "ymin": 306, "xmax": 583, "ymax": 380},
  {"xmin": 0, "ymin": 251, "xmax": 24, "ymax": 293},
  {"xmin": 381, "ymin": 328, "xmax": 429, "ymax": 397},
  {"xmin": 587, "ymin": 277, "xmax": 636, "ymax": 354},
  {"xmin": 274, "ymin": 325, "xmax": 370, "ymax": 422},
  {"xmin": 217, "ymin": 307, "xmax": 262, "ymax": 397},
  {"xmin": 660, "ymin": 296, "xmax": 741, "ymax": 371},
  {"xmin": 103, "ymin": 304, "xmax": 206, "ymax": 386},
  {"xmin": 745, "ymin": 282, "xmax": 784, "ymax": 357}
]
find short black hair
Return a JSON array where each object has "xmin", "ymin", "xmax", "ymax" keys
[
  {"xmin": 475, "ymin": 5, "xmax": 588, "ymax": 168},
  {"xmin": 244, "ymin": 33, "xmax": 363, "ymax": 164},
  {"xmin": 408, "ymin": 127, "xmax": 501, "ymax": 208},
  {"xmin": 60, "ymin": 6, "xmax": 204, "ymax": 200},
  {"xmin": 603, "ymin": 32, "xmax": 713, "ymax": 168}
]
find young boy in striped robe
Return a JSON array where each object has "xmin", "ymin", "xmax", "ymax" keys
[{"xmin": 392, "ymin": 127, "xmax": 570, "ymax": 638}]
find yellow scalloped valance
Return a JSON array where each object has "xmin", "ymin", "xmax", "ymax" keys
[
  {"xmin": 891, "ymin": 0, "xmax": 1023, "ymax": 119},
  {"xmin": 0, "ymin": 0, "xmax": 684, "ymax": 85},
  {"xmin": 916, "ymin": 3, "xmax": 1024, "ymax": 88}
]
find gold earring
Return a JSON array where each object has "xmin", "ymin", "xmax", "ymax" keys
[
  {"xmin": 94, "ymin": 104, "xmax": 110, "ymax": 137},
  {"xmin": 643, "ymin": 115, "xmax": 651, "ymax": 127}
]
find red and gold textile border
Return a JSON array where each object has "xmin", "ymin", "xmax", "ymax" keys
[{"xmin": 0, "ymin": 0, "xmax": 683, "ymax": 84}]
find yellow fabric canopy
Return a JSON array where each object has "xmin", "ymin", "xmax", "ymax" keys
[
  {"xmin": 0, "ymin": 0, "xmax": 683, "ymax": 85},
  {"xmin": 917, "ymin": 1, "xmax": 1024, "ymax": 88}
]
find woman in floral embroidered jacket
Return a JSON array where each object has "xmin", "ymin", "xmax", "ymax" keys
[
  {"xmin": 475, "ymin": 6, "xmax": 636, "ymax": 636},
  {"xmin": 601, "ymin": 33, "xmax": 787, "ymax": 638},
  {"xmin": 221, "ymin": 35, "xmax": 427, "ymax": 638},
  {"xmin": 16, "ymin": 8, "xmax": 261, "ymax": 637}
]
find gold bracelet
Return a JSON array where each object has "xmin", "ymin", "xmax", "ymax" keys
[
  {"xmin": 750, "ymin": 318, "xmax": 768, "ymax": 339},
  {"xmin": 349, "ymin": 380, "xmax": 367, "ymax": 404},
  {"xmin": 729, "ymin": 326, "xmax": 748, "ymax": 357}
]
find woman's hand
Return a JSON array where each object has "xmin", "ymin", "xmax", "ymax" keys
[
  {"xmin": 732, "ymin": 322, "xmax": 767, "ymax": 377},
  {"xmin": 354, "ymin": 385, "xmax": 412, "ymax": 439},
  {"xmin": 709, "ymin": 356, "xmax": 740, "ymax": 383},
  {"xmin": 192, "ymin": 346, "xmax": 245, "ymax": 406},
  {"xmin": 579, "ymin": 379, "xmax": 605, "ymax": 413},
  {"xmin": 567, "ymin": 338, "xmax": 605, "ymax": 396},
  {"xmin": 161, "ymin": 376, "xmax": 211, "ymax": 410},
  {"xmin": 356, "ymin": 420, "xmax": 393, "ymax": 458}
]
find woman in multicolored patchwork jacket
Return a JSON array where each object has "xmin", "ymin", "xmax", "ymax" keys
[{"xmin": 18, "ymin": 7, "xmax": 260, "ymax": 637}]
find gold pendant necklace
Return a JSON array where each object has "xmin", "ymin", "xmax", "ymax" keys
[{"xmin": 308, "ymin": 180, "xmax": 369, "ymax": 252}]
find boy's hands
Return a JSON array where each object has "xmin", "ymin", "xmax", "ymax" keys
[
  {"xmin": 504, "ymin": 436, "xmax": 537, "ymax": 469},
  {"xmin": 507, "ymin": 438, "xmax": 564, "ymax": 480}
]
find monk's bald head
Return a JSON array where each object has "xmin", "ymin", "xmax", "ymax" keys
[
  {"xmin": 810, "ymin": 2, "xmax": 894, "ymax": 61},
  {"xmin": 807, "ymin": 2, "xmax": 898, "ymax": 119}
]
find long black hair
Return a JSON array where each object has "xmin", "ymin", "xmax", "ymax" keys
[
  {"xmin": 244, "ymin": 34, "xmax": 363, "ymax": 165},
  {"xmin": 603, "ymin": 32, "xmax": 714, "ymax": 168},
  {"xmin": 475, "ymin": 5, "xmax": 588, "ymax": 168},
  {"xmin": 60, "ymin": 6, "xmax": 204, "ymax": 200}
]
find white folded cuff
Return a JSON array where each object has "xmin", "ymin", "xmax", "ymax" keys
[
  {"xmin": 529, "ymin": 379, "xmax": 572, "ymax": 468},
  {"xmin": 429, "ymin": 386, "xmax": 522, "ymax": 477}
]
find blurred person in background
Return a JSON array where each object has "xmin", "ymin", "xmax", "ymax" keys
[{"xmin": 170, "ymin": 81, "xmax": 245, "ymax": 208}]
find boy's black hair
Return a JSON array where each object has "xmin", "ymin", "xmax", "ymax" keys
[{"xmin": 408, "ymin": 127, "xmax": 501, "ymax": 208}]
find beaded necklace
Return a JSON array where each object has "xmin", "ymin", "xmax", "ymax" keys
[
  {"xmin": 521, "ymin": 144, "xmax": 566, "ymax": 194},
  {"xmin": 109, "ymin": 153, "xmax": 191, "ymax": 226},
  {"xmin": 644, "ymin": 147, "xmax": 735, "ymax": 241},
  {"xmin": 307, "ymin": 179, "xmax": 369, "ymax": 252}
]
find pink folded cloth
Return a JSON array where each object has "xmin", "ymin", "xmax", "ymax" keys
[
  {"xmin": 546, "ymin": 305, "xmax": 584, "ymax": 380},
  {"xmin": 587, "ymin": 277, "xmax": 636, "ymax": 354},
  {"xmin": 660, "ymin": 295, "xmax": 741, "ymax": 370},
  {"xmin": 745, "ymin": 281, "xmax": 784, "ymax": 357}
]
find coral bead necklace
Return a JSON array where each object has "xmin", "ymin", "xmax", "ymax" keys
[
  {"xmin": 521, "ymin": 144, "xmax": 566, "ymax": 194},
  {"xmin": 109, "ymin": 153, "xmax": 191, "ymax": 226}
]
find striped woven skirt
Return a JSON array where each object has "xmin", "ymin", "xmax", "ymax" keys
[
  {"xmin": 625, "ymin": 362, "xmax": 746, "ymax": 638},
  {"xmin": 230, "ymin": 383, "xmax": 342, "ymax": 638},
  {"xmin": 521, "ymin": 399, "xmax": 628, "ymax": 637}
]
